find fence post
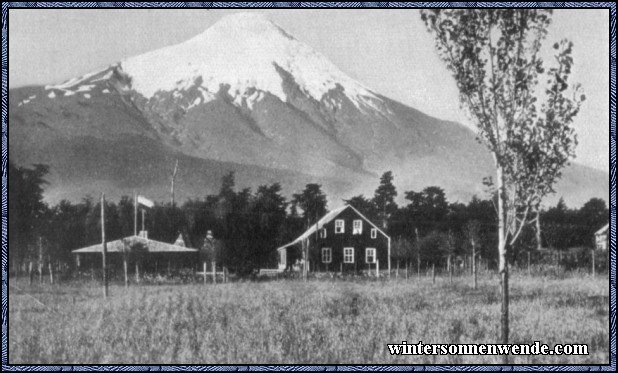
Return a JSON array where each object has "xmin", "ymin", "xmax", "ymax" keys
[
  {"xmin": 376, "ymin": 259, "xmax": 379, "ymax": 278},
  {"xmin": 135, "ymin": 262, "xmax": 140, "ymax": 284},
  {"xmin": 123, "ymin": 256, "xmax": 129, "ymax": 288},
  {"xmin": 448, "ymin": 255, "xmax": 452, "ymax": 284},
  {"xmin": 48, "ymin": 261, "xmax": 54, "ymax": 285},
  {"xmin": 212, "ymin": 261, "xmax": 216, "ymax": 284},
  {"xmin": 591, "ymin": 249, "xmax": 596, "ymax": 277},
  {"xmin": 527, "ymin": 251, "xmax": 531, "ymax": 276},
  {"xmin": 203, "ymin": 261, "xmax": 207, "ymax": 285},
  {"xmin": 473, "ymin": 253, "xmax": 477, "ymax": 290},
  {"xmin": 432, "ymin": 263, "xmax": 435, "ymax": 284},
  {"xmin": 28, "ymin": 261, "xmax": 34, "ymax": 285}
]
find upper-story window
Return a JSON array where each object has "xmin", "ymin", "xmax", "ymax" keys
[
  {"xmin": 319, "ymin": 228, "xmax": 327, "ymax": 239},
  {"xmin": 335, "ymin": 219, "xmax": 345, "ymax": 234},
  {"xmin": 353, "ymin": 220, "xmax": 363, "ymax": 235},
  {"xmin": 371, "ymin": 228, "xmax": 377, "ymax": 239}
]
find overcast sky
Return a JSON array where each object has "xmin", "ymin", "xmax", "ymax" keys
[{"xmin": 8, "ymin": 8, "xmax": 610, "ymax": 172}]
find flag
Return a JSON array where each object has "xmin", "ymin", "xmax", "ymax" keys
[{"xmin": 137, "ymin": 195, "xmax": 154, "ymax": 208}]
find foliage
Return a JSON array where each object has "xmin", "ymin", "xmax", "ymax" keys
[
  {"xmin": 420, "ymin": 8, "xmax": 584, "ymax": 249},
  {"xmin": 8, "ymin": 161, "xmax": 606, "ymax": 275},
  {"xmin": 8, "ymin": 162, "xmax": 49, "ymax": 268},
  {"xmin": 291, "ymin": 183, "xmax": 328, "ymax": 225},
  {"xmin": 542, "ymin": 198, "xmax": 609, "ymax": 250},
  {"xmin": 344, "ymin": 194, "xmax": 378, "ymax": 222},
  {"xmin": 373, "ymin": 171, "xmax": 398, "ymax": 228}
]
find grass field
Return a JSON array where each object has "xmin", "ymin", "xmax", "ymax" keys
[{"xmin": 8, "ymin": 272, "xmax": 609, "ymax": 365}]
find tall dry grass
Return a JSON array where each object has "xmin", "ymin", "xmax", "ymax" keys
[{"xmin": 8, "ymin": 272, "xmax": 609, "ymax": 364}]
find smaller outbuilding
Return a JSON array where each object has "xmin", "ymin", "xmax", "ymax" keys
[
  {"xmin": 595, "ymin": 224, "xmax": 609, "ymax": 251},
  {"xmin": 72, "ymin": 231, "xmax": 198, "ymax": 274}
]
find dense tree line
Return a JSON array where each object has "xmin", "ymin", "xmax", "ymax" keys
[{"xmin": 8, "ymin": 162, "xmax": 608, "ymax": 275}]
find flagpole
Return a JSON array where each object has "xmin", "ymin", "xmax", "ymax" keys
[
  {"xmin": 101, "ymin": 192, "xmax": 109, "ymax": 298},
  {"xmin": 134, "ymin": 190, "xmax": 137, "ymax": 236}
]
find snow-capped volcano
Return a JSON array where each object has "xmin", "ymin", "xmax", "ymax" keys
[
  {"xmin": 9, "ymin": 13, "xmax": 608, "ymax": 206},
  {"xmin": 120, "ymin": 12, "xmax": 380, "ymax": 110}
]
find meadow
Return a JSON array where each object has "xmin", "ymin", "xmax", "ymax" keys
[{"xmin": 8, "ymin": 271, "xmax": 609, "ymax": 365}]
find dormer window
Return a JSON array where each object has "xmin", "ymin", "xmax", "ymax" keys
[
  {"xmin": 353, "ymin": 220, "xmax": 363, "ymax": 235},
  {"xmin": 335, "ymin": 219, "xmax": 344, "ymax": 234}
]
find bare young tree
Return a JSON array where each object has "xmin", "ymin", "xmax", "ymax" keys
[{"xmin": 420, "ymin": 9, "xmax": 584, "ymax": 348}]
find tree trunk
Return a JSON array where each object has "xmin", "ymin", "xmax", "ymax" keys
[
  {"xmin": 536, "ymin": 208, "xmax": 542, "ymax": 251},
  {"xmin": 497, "ymin": 165, "xmax": 510, "ymax": 359}
]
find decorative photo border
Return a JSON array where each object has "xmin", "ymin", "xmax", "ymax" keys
[{"xmin": 1, "ymin": 2, "xmax": 615, "ymax": 371}]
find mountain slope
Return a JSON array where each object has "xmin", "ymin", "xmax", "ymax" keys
[{"xmin": 8, "ymin": 13, "xmax": 608, "ymax": 207}]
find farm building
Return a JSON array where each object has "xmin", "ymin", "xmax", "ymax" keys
[
  {"xmin": 72, "ymin": 231, "xmax": 198, "ymax": 273},
  {"xmin": 595, "ymin": 224, "xmax": 609, "ymax": 251},
  {"xmin": 277, "ymin": 205, "xmax": 391, "ymax": 273}
]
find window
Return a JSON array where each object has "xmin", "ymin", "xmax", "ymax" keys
[
  {"xmin": 366, "ymin": 248, "xmax": 376, "ymax": 264},
  {"xmin": 319, "ymin": 228, "xmax": 327, "ymax": 239},
  {"xmin": 279, "ymin": 249, "xmax": 287, "ymax": 267},
  {"xmin": 343, "ymin": 247, "xmax": 354, "ymax": 263},
  {"xmin": 371, "ymin": 228, "xmax": 377, "ymax": 239},
  {"xmin": 321, "ymin": 247, "xmax": 332, "ymax": 263},
  {"xmin": 335, "ymin": 219, "xmax": 345, "ymax": 234},
  {"xmin": 353, "ymin": 220, "xmax": 363, "ymax": 235}
]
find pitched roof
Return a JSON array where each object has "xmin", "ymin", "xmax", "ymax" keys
[
  {"xmin": 277, "ymin": 204, "xmax": 389, "ymax": 251},
  {"xmin": 72, "ymin": 235, "xmax": 198, "ymax": 254},
  {"xmin": 174, "ymin": 234, "xmax": 187, "ymax": 247},
  {"xmin": 595, "ymin": 224, "xmax": 609, "ymax": 236}
]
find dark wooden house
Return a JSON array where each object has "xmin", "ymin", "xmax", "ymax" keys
[{"xmin": 277, "ymin": 205, "xmax": 391, "ymax": 273}]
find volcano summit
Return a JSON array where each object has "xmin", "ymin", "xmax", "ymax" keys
[{"xmin": 9, "ymin": 13, "xmax": 607, "ymax": 205}]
